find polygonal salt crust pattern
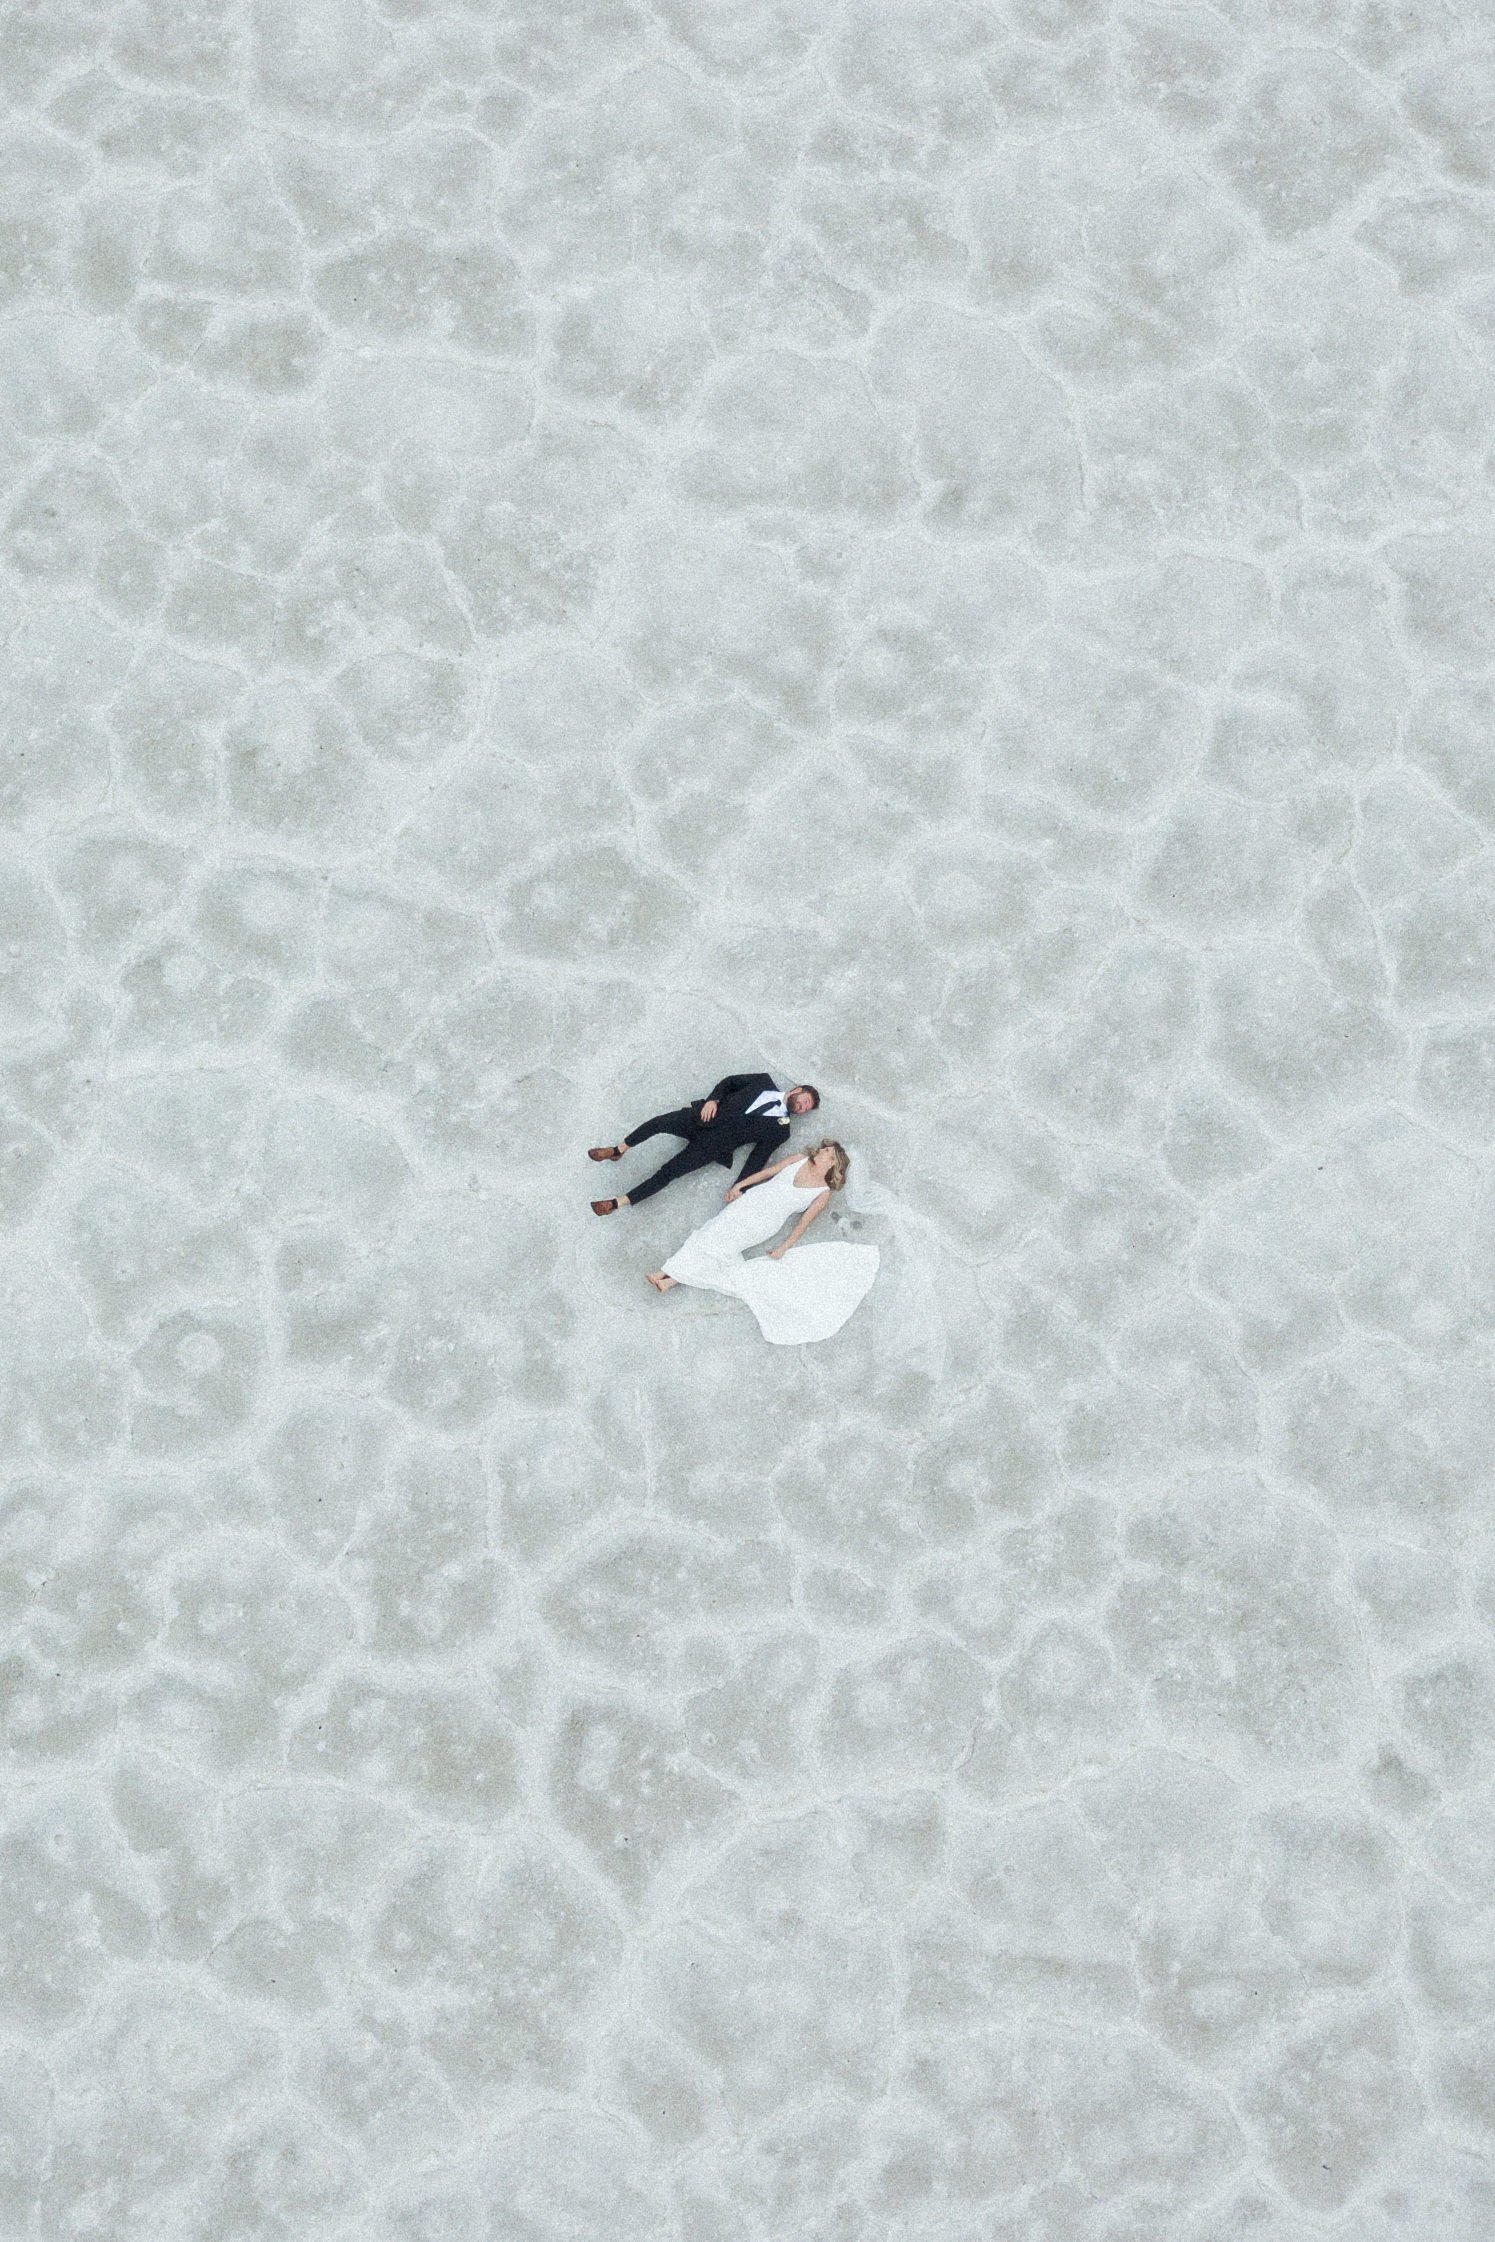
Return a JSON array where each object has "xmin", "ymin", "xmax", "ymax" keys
[{"xmin": 1, "ymin": 1, "xmax": 1493, "ymax": 2236}]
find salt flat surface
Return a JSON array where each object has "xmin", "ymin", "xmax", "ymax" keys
[{"xmin": 2, "ymin": 2, "xmax": 1493, "ymax": 2236}]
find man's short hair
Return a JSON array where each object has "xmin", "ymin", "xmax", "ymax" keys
[{"xmin": 797, "ymin": 1084, "xmax": 821, "ymax": 1110}]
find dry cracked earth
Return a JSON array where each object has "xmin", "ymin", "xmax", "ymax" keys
[{"xmin": 2, "ymin": 1, "xmax": 1494, "ymax": 2237}]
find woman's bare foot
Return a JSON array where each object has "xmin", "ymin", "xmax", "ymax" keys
[{"xmin": 645, "ymin": 1272, "xmax": 677, "ymax": 1293}]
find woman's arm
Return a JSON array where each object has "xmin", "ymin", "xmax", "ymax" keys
[
  {"xmin": 769, "ymin": 1189, "xmax": 830, "ymax": 1252},
  {"xmin": 725, "ymin": 1154, "xmax": 799, "ymax": 1199}
]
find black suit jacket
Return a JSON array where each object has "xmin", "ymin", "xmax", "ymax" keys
[{"xmin": 693, "ymin": 1073, "xmax": 790, "ymax": 1181}]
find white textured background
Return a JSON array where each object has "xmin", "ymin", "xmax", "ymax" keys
[{"xmin": 3, "ymin": 2, "xmax": 1494, "ymax": 2236}]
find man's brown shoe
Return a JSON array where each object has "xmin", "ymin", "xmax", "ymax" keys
[
  {"xmin": 591, "ymin": 1198, "xmax": 618, "ymax": 1215},
  {"xmin": 588, "ymin": 1145, "xmax": 621, "ymax": 1161}
]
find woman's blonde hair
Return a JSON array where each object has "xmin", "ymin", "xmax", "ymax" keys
[{"xmin": 812, "ymin": 1140, "xmax": 849, "ymax": 1191}]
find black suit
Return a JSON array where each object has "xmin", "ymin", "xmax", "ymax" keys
[{"xmin": 623, "ymin": 1073, "xmax": 791, "ymax": 1204}]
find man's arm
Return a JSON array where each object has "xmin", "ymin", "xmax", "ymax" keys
[
  {"xmin": 733, "ymin": 1126, "xmax": 788, "ymax": 1186},
  {"xmin": 707, "ymin": 1073, "xmax": 762, "ymax": 1106},
  {"xmin": 726, "ymin": 1146, "xmax": 798, "ymax": 1197},
  {"xmin": 701, "ymin": 1072, "xmax": 772, "ymax": 1124}
]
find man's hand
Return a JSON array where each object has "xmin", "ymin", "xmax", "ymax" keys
[
  {"xmin": 725, "ymin": 1183, "xmax": 742, "ymax": 1201},
  {"xmin": 700, "ymin": 1099, "xmax": 718, "ymax": 1122},
  {"xmin": 768, "ymin": 1245, "xmax": 787, "ymax": 1259}
]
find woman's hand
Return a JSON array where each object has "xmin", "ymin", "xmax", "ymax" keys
[
  {"xmin": 768, "ymin": 1244, "xmax": 787, "ymax": 1258},
  {"xmin": 725, "ymin": 1184, "xmax": 743, "ymax": 1201}
]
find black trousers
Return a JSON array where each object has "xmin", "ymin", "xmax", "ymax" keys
[{"xmin": 623, "ymin": 1107, "xmax": 728, "ymax": 1204}]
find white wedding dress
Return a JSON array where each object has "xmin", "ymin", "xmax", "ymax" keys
[{"xmin": 661, "ymin": 1160, "xmax": 879, "ymax": 1345}]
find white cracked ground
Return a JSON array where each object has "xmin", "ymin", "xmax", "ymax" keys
[{"xmin": 1, "ymin": 2, "xmax": 1493, "ymax": 2236}]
